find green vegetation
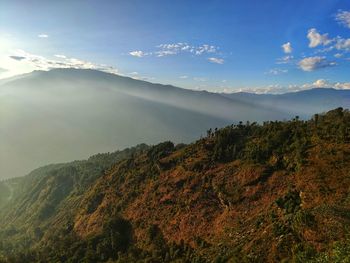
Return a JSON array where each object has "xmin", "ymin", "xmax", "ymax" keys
[{"xmin": 1, "ymin": 108, "xmax": 350, "ymax": 262}]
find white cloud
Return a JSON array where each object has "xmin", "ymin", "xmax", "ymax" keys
[
  {"xmin": 334, "ymin": 37, "xmax": 350, "ymax": 51},
  {"xmin": 282, "ymin": 42, "xmax": 292, "ymax": 53},
  {"xmin": 159, "ymin": 43, "xmax": 217, "ymax": 56},
  {"xmin": 7, "ymin": 49, "xmax": 119, "ymax": 75},
  {"xmin": 195, "ymin": 44, "xmax": 217, "ymax": 55},
  {"xmin": 38, "ymin": 34, "xmax": 49, "ymax": 38},
  {"xmin": 312, "ymin": 79, "xmax": 329, "ymax": 88},
  {"xmin": 158, "ymin": 43, "xmax": 183, "ymax": 49},
  {"xmin": 208, "ymin": 57, "xmax": 224, "ymax": 64},
  {"xmin": 129, "ymin": 50, "xmax": 146, "ymax": 57},
  {"xmin": 230, "ymin": 79, "xmax": 350, "ymax": 94},
  {"xmin": 267, "ymin": 68, "xmax": 288, "ymax": 75},
  {"xmin": 335, "ymin": 10, "xmax": 350, "ymax": 29},
  {"xmin": 307, "ymin": 28, "xmax": 332, "ymax": 48},
  {"xmin": 334, "ymin": 53, "xmax": 343, "ymax": 58},
  {"xmin": 232, "ymin": 84, "xmax": 286, "ymax": 94},
  {"xmin": 54, "ymin": 54, "xmax": 67, "ymax": 59},
  {"xmin": 155, "ymin": 50, "xmax": 177, "ymax": 57},
  {"xmin": 334, "ymin": 82, "xmax": 350, "ymax": 89},
  {"xmin": 179, "ymin": 75, "xmax": 188, "ymax": 79},
  {"xmin": 156, "ymin": 43, "xmax": 217, "ymax": 56},
  {"xmin": 276, "ymin": 55, "xmax": 293, "ymax": 64},
  {"xmin": 298, "ymin": 56, "xmax": 335, "ymax": 71},
  {"xmin": 302, "ymin": 79, "xmax": 350, "ymax": 90},
  {"xmin": 130, "ymin": 43, "xmax": 219, "ymax": 59},
  {"xmin": 307, "ymin": 29, "xmax": 350, "ymax": 53}
]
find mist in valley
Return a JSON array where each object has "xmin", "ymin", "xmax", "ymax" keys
[{"xmin": 1, "ymin": 69, "xmax": 349, "ymax": 180}]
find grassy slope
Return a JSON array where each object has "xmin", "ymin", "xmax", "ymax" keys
[{"xmin": 1, "ymin": 108, "xmax": 350, "ymax": 262}]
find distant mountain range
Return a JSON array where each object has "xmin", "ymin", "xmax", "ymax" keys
[
  {"xmin": 0, "ymin": 68, "xmax": 349, "ymax": 179},
  {"xmin": 222, "ymin": 88, "xmax": 350, "ymax": 117}
]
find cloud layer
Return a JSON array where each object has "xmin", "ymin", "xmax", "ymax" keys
[
  {"xmin": 8, "ymin": 49, "xmax": 119, "ymax": 74},
  {"xmin": 129, "ymin": 42, "xmax": 224, "ymax": 63},
  {"xmin": 274, "ymin": 11, "xmax": 350, "ymax": 74},
  {"xmin": 229, "ymin": 79, "xmax": 350, "ymax": 94},
  {"xmin": 155, "ymin": 43, "xmax": 217, "ymax": 56},
  {"xmin": 298, "ymin": 56, "xmax": 335, "ymax": 71},
  {"xmin": 208, "ymin": 57, "xmax": 224, "ymax": 64},
  {"xmin": 267, "ymin": 68, "xmax": 288, "ymax": 75},
  {"xmin": 336, "ymin": 10, "xmax": 350, "ymax": 29},
  {"xmin": 129, "ymin": 50, "xmax": 146, "ymax": 57}
]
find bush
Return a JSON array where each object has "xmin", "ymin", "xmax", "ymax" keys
[{"xmin": 147, "ymin": 141, "xmax": 175, "ymax": 161}]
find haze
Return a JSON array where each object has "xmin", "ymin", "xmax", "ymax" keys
[{"xmin": 1, "ymin": 0, "xmax": 350, "ymax": 179}]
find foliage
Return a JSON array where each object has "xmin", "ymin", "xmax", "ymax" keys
[{"xmin": 1, "ymin": 108, "xmax": 350, "ymax": 262}]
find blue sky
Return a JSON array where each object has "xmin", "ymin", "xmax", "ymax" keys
[{"xmin": 0, "ymin": 0, "xmax": 350, "ymax": 93}]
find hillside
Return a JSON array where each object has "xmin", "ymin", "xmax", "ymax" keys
[
  {"xmin": 1, "ymin": 68, "xmax": 350, "ymax": 180},
  {"xmin": 0, "ymin": 108, "xmax": 350, "ymax": 262}
]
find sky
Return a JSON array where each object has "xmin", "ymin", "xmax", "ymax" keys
[{"xmin": 0, "ymin": 0, "xmax": 350, "ymax": 93}]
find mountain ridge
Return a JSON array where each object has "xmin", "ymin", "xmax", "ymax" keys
[
  {"xmin": 1, "ymin": 68, "xmax": 350, "ymax": 181},
  {"xmin": 2, "ymin": 68, "xmax": 348, "ymax": 96},
  {"xmin": 0, "ymin": 108, "xmax": 349, "ymax": 262}
]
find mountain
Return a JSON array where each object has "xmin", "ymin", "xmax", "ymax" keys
[
  {"xmin": 222, "ymin": 88, "xmax": 350, "ymax": 116},
  {"xmin": 0, "ymin": 108, "xmax": 349, "ymax": 262},
  {"xmin": 1, "ymin": 68, "xmax": 350, "ymax": 180}
]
